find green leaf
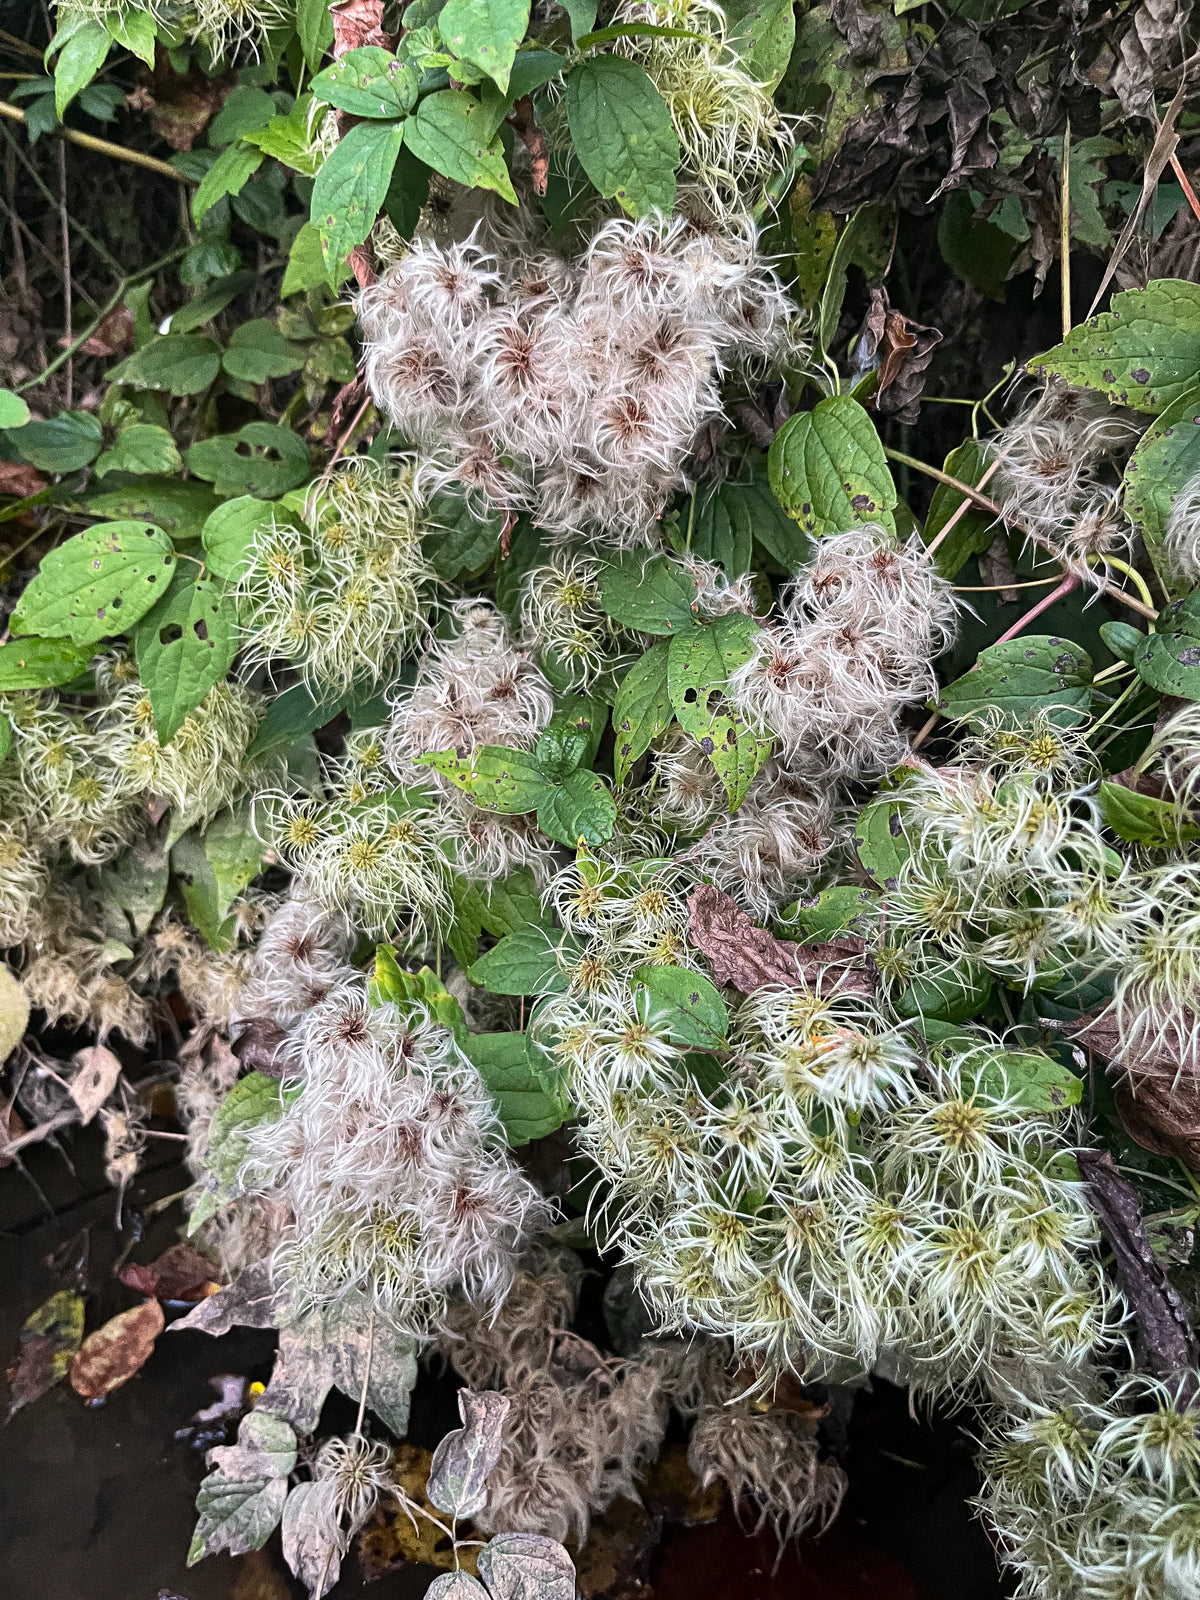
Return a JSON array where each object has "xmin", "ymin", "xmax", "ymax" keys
[
  {"xmin": 440, "ymin": 0, "xmax": 530, "ymax": 91},
  {"xmin": 633, "ymin": 963, "xmax": 728, "ymax": 1049},
  {"xmin": 12, "ymin": 520, "xmax": 175, "ymax": 645},
  {"xmin": 815, "ymin": 207, "xmax": 869, "ymax": 364},
  {"xmin": 94, "ymin": 423, "xmax": 182, "ymax": 479},
  {"xmin": 109, "ymin": 335, "xmax": 222, "ymax": 397},
  {"xmin": 201, "ymin": 495, "xmax": 276, "ymax": 583},
  {"xmin": 173, "ymin": 805, "xmax": 267, "ymax": 952},
  {"xmin": 134, "ymin": 568, "xmax": 239, "ymax": 744},
  {"xmin": 1122, "ymin": 384, "xmax": 1200, "ymax": 595},
  {"xmin": 192, "ymin": 142, "xmax": 264, "ymax": 225},
  {"xmin": 768, "ymin": 394, "xmax": 897, "ymax": 537},
  {"xmin": 854, "ymin": 794, "xmax": 911, "ymax": 891},
  {"xmin": 939, "ymin": 635, "xmax": 1094, "ymax": 727},
  {"xmin": 1028, "ymin": 279, "xmax": 1200, "ymax": 414},
  {"xmin": 54, "ymin": 19, "xmax": 110, "ymax": 118},
  {"xmin": 202, "ymin": 1071, "xmax": 288, "ymax": 1198},
  {"xmin": 222, "ymin": 319, "xmax": 305, "ymax": 384},
  {"xmin": 103, "ymin": 10, "xmax": 155, "ymax": 66},
  {"xmin": 423, "ymin": 490, "xmax": 502, "ymax": 579},
  {"xmin": 311, "ymin": 47, "xmax": 418, "ymax": 116},
  {"xmin": 167, "ymin": 270, "xmax": 256, "ymax": 335},
  {"xmin": 963, "ymin": 1044, "xmax": 1083, "ymax": 1113},
  {"xmin": 468, "ymin": 927, "xmax": 578, "ymax": 994},
  {"xmin": 86, "ymin": 478, "xmax": 219, "ymax": 542},
  {"xmin": 101, "ymin": 836, "xmax": 170, "ymax": 936},
  {"xmin": 246, "ymin": 680, "xmax": 350, "ymax": 758},
  {"xmin": 667, "ymin": 614, "xmax": 771, "ymax": 808},
  {"xmin": 921, "ymin": 437, "xmax": 999, "ymax": 578},
  {"xmin": 312, "ymin": 119, "xmax": 404, "ymax": 269},
  {"xmin": 1099, "ymin": 780, "xmax": 1200, "ymax": 847},
  {"xmin": 723, "ymin": 0, "xmax": 795, "ymax": 91},
  {"xmin": 186, "ymin": 422, "xmax": 310, "ymax": 498},
  {"xmin": 447, "ymin": 866, "xmax": 550, "ymax": 969},
  {"xmin": 783, "ymin": 885, "xmax": 877, "ymax": 942},
  {"xmin": 296, "ymin": 0, "xmax": 335, "ymax": 71},
  {"xmin": 560, "ymin": 0, "xmax": 597, "ymax": 39},
  {"xmin": 417, "ymin": 745, "xmax": 549, "ymax": 812},
  {"xmin": 565, "ymin": 56, "xmax": 678, "ymax": 218},
  {"xmin": 242, "ymin": 100, "xmax": 323, "ymax": 175},
  {"xmin": 0, "ymin": 637, "xmax": 94, "ymax": 690},
  {"xmin": 461, "ymin": 1031, "xmax": 564, "ymax": 1145},
  {"xmin": 536, "ymin": 768, "xmax": 616, "ymax": 847},
  {"xmin": 1134, "ymin": 591, "xmax": 1200, "ymax": 699},
  {"xmin": 599, "ymin": 551, "xmax": 698, "ymax": 634},
  {"xmin": 404, "ymin": 89, "xmax": 517, "ymax": 204},
  {"xmin": 0, "ymin": 389, "xmax": 30, "ymax": 429},
  {"xmin": 613, "ymin": 639, "xmax": 672, "ymax": 783},
  {"xmin": 207, "ymin": 85, "xmax": 276, "ymax": 148},
  {"xmin": 282, "ymin": 222, "xmax": 347, "ymax": 296},
  {"xmin": 1099, "ymin": 621, "xmax": 1144, "ymax": 664},
  {"xmin": 895, "ymin": 965, "xmax": 993, "ymax": 1025},
  {"xmin": 689, "ymin": 480, "xmax": 755, "ymax": 576},
  {"xmin": 188, "ymin": 1415, "xmax": 295, "ymax": 1563},
  {"xmin": 7, "ymin": 410, "xmax": 102, "ymax": 472}
]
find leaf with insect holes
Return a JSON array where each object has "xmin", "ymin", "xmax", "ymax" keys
[
  {"xmin": 613, "ymin": 640, "xmax": 673, "ymax": 784},
  {"xmin": 599, "ymin": 552, "xmax": 699, "ymax": 635},
  {"xmin": 311, "ymin": 46, "xmax": 418, "ymax": 116},
  {"xmin": 939, "ymin": 635, "xmax": 1094, "ymax": 727},
  {"xmin": 1029, "ymin": 279, "xmax": 1200, "ymax": 414},
  {"xmin": 633, "ymin": 963, "xmax": 728, "ymax": 1049},
  {"xmin": 417, "ymin": 745, "xmax": 548, "ymax": 813},
  {"xmin": 667, "ymin": 614, "xmax": 771, "ymax": 808},
  {"xmin": 311, "ymin": 119, "xmax": 405, "ymax": 270},
  {"xmin": 109, "ymin": 335, "xmax": 223, "ymax": 396},
  {"xmin": 134, "ymin": 569, "xmax": 239, "ymax": 744},
  {"xmin": 11, "ymin": 520, "xmax": 176, "ymax": 645},
  {"xmin": 854, "ymin": 793, "xmax": 912, "ymax": 890},
  {"xmin": 768, "ymin": 394, "xmax": 897, "ymax": 538},
  {"xmin": 427, "ymin": 1388, "xmax": 510, "ymax": 1519}
]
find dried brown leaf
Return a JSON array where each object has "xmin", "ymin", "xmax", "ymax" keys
[
  {"xmin": 860, "ymin": 288, "xmax": 943, "ymax": 424},
  {"xmin": 126, "ymin": 69, "xmax": 231, "ymax": 152},
  {"xmin": 5, "ymin": 1289, "xmax": 85, "ymax": 1418},
  {"xmin": 1111, "ymin": 0, "xmax": 1189, "ymax": 120},
  {"xmin": 68, "ymin": 305, "xmax": 136, "ymax": 359},
  {"xmin": 170, "ymin": 1258, "xmax": 281, "ymax": 1335},
  {"xmin": 118, "ymin": 1242, "xmax": 218, "ymax": 1302},
  {"xmin": 1077, "ymin": 1148, "xmax": 1198, "ymax": 1380},
  {"xmin": 68, "ymin": 1044, "xmax": 123, "ymax": 1124},
  {"xmin": 232, "ymin": 1019, "xmax": 290, "ymax": 1077},
  {"xmin": 687, "ymin": 886, "xmax": 875, "ymax": 997},
  {"xmin": 69, "ymin": 1297, "xmax": 164, "ymax": 1400},
  {"xmin": 0, "ymin": 459, "xmax": 48, "ymax": 498},
  {"xmin": 331, "ymin": 0, "xmax": 391, "ymax": 56}
]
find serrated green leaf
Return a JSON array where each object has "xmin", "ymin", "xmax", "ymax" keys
[
  {"xmin": 0, "ymin": 637, "xmax": 94, "ymax": 690},
  {"xmin": 461, "ymin": 1031, "xmax": 564, "ymax": 1144},
  {"xmin": 404, "ymin": 89, "xmax": 517, "ymax": 203},
  {"xmin": 613, "ymin": 639, "xmax": 672, "ymax": 784},
  {"xmin": 599, "ymin": 552, "xmax": 698, "ymax": 634},
  {"xmin": 667, "ymin": 614, "xmax": 770, "ymax": 809},
  {"xmin": 167, "ymin": 270, "xmax": 256, "ymax": 335},
  {"xmin": 222, "ymin": 319, "xmax": 305, "ymax": 384},
  {"xmin": 192, "ymin": 142, "xmax": 264, "ymax": 225},
  {"xmin": 1028, "ymin": 279, "xmax": 1200, "ymax": 414},
  {"xmin": 468, "ymin": 927, "xmax": 579, "ymax": 994},
  {"xmin": 440, "ymin": 0, "xmax": 530, "ymax": 91},
  {"xmin": 416, "ymin": 745, "xmax": 549, "ymax": 812},
  {"xmin": 723, "ymin": 0, "xmax": 795, "ymax": 90},
  {"xmin": 53, "ymin": 19, "xmax": 109, "ymax": 118},
  {"xmin": 188, "ymin": 1460, "xmax": 289, "ymax": 1564},
  {"xmin": 633, "ymin": 963, "xmax": 728, "ymax": 1049},
  {"xmin": 1122, "ymin": 384, "xmax": 1200, "ymax": 595},
  {"xmin": 242, "ymin": 99, "xmax": 323, "ymax": 175},
  {"xmin": 768, "ymin": 394, "xmax": 897, "ymax": 537},
  {"xmin": 312, "ymin": 46, "xmax": 418, "ymax": 116},
  {"xmin": 109, "ymin": 335, "xmax": 222, "ymax": 397},
  {"xmin": 311, "ymin": 119, "xmax": 405, "ymax": 270},
  {"xmin": 201, "ymin": 1071, "xmax": 288, "ymax": 1199},
  {"xmin": 536, "ymin": 768, "xmax": 616, "ymax": 847},
  {"xmin": 939, "ymin": 635, "xmax": 1094, "ymax": 727},
  {"xmin": 134, "ymin": 567, "xmax": 238, "ymax": 744},
  {"xmin": 94, "ymin": 423, "xmax": 182, "ymax": 479},
  {"xmin": 186, "ymin": 423, "xmax": 310, "ymax": 498},
  {"xmin": 565, "ymin": 56, "xmax": 678, "ymax": 217},
  {"xmin": 12, "ymin": 520, "xmax": 175, "ymax": 645},
  {"xmin": 208, "ymin": 85, "xmax": 276, "ymax": 148}
]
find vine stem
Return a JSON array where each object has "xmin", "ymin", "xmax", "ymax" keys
[
  {"xmin": 923, "ymin": 456, "xmax": 1001, "ymax": 559},
  {"xmin": 991, "ymin": 571, "xmax": 1082, "ymax": 645},
  {"xmin": 355, "ymin": 1309, "xmax": 375, "ymax": 1436},
  {"xmin": 0, "ymin": 100, "xmax": 193, "ymax": 181}
]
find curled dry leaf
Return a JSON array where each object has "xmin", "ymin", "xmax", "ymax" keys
[
  {"xmin": 68, "ymin": 1044, "xmax": 123, "ymax": 1124},
  {"xmin": 1077, "ymin": 1148, "xmax": 1199, "ymax": 1385},
  {"xmin": 427, "ymin": 1388, "xmax": 510, "ymax": 1520},
  {"xmin": 118, "ymin": 1242, "xmax": 219, "ymax": 1302},
  {"xmin": 68, "ymin": 305, "xmax": 135, "ymax": 359},
  {"xmin": 231, "ymin": 1018, "xmax": 291, "ymax": 1077},
  {"xmin": 6, "ymin": 1288, "xmax": 85, "ymax": 1418},
  {"xmin": 687, "ymin": 885, "xmax": 875, "ymax": 997},
  {"xmin": 0, "ymin": 459, "xmax": 48, "ymax": 499},
  {"xmin": 859, "ymin": 287, "xmax": 943, "ymax": 425},
  {"xmin": 1114, "ymin": 1078, "xmax": 1200, "ymax": 1172},
  {"xmin": 69, "ymin": 1297, "xmax": 165, "ymax": 1401},
  {"xmin": 331, "ymin": 0, "xmax": 391, "ymax": 56}
]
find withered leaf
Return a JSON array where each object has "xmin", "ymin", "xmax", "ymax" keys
[
  {"xmin": 69, "ymin": 305, "xmax": 135, "ymax": 359},
  {"xmin": 687, "ymin": 885, "xmax": 875, "ymax": 997},
  {"xmin": 331, "ymin": 0, "xmax": 390, "ymax": 56},
  {"xmin": 1077, "ymin": 1148, "xmax": 1199, "ymax": 1381},
  {"xmin": 1110, "ymin": 0, "xmax": 1189, "ymax": 120},
  {"xmin": 478, "ymin": 1532, "xmax": 577, "ymax": 1600},
  {"xmin": 232, "ymin": 1018, "xmax": 290, "ymax": 1077},
  {"xmin": 126, "ymin": 69, "xmax": 231, "ymax": 152},
  {"xmin": 0, "ymin": 460, "xmax": 48, "ymax": 499},
  {"xmin": 69, "ymin": 1297, "xmax": 164, "ymax": 1401},
  {"xmin": 118, "ymin": 1242, "xmax": 218, "ymax": 1302},
  {"xmin": 282, "ymin": 1479, "xmax": 342, "ymax": 1600},
  {"xmin": 171, "ymin": 1258, "xmax": 281, "ymax": 1336},
  {"xmin": 69, "ymin": 1044, "xmax": 123, "ymax": 1124},
  {"xmin": 6, "ymin": 1288, "xmax": 85, "ymax": 1418},
  {"xmin": 427, "ymin": 1389, "xmax": 510, "ymax": 1520},
  {"xmin": 859, "ymin": 287, "xmax": 943, "ymax": 424}
]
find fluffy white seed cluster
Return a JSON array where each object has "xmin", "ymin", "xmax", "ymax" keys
[
  {"xmin": 976, "ymin": 1374, "xmax": 1200, "ymax": 1600},
  {"xmin": 236, "ymin": 971, "xmax": 549, "ymax": 1333},
  {"xmin": 236, "ymin": 459, "xmax": 435, "ymax": 697},
  {"xmin": 727, "ymin": 526, "xmax": 959, "ymax": 781},
  {"xmin": 529, "ymin": 862, "xmax": 1119, "ymax": 1397},
  {"xmin": 360, "ymin": 211, "xmax": 802, "ymax": 549}
]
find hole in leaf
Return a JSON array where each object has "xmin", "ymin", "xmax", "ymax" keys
[
  {"xmin": 159, "ymin": 623, "xmax": 183, "ymax": 645},
  {"xmin": 193, "ymin": 618, "xmax": 209, "ymax": 642}
]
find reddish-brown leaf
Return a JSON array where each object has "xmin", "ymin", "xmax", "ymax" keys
[
  {"xmin": 69, "ymin": 305, "xmax": 135, "ymax": 359},
  {"xmin": 331, "ymin": 0, "xmax": 391, "ymax": 56},
  {"xmin": 687, "ymin": 885, "xmax": 875, "ymax": 997},
  {"xmin": 6, "ymin": 1290, "xmax": 85, "ymax": 1418},
  {"xmin": 0, "ymin": 459, "xmax": 48, "ymax": 499},
  {"xmin": 69, "ymin": 1298, "xmax": 164, "ymax": 1401},
  {"xmin": 126, "ymin": 67, "xmax": 231, "ymax": 152},
  {"xmin": 118, "ymin": 1243, "xmax": 218, "ymax": 1302}
]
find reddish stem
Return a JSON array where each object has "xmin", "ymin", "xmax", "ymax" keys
[{"xmin": 990, "ymin": 571, "xmax": 1081, "ymax": 647}]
